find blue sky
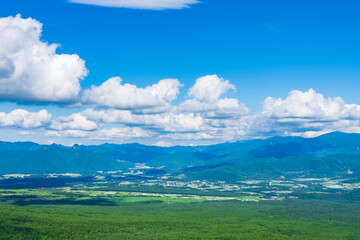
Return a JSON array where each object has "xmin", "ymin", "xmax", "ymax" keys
[{"xmin": 0, "ymin": 0, "xmax": 359, "ymax": 146}]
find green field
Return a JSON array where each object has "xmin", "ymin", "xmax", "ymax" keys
[{"xmin": 0, "ymin": 199, "xmax": 360, "ymax": 239}]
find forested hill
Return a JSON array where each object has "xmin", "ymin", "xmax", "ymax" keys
[{"xmin": 1, "ymin": 132, "xmax": 360, "ymax": 181}]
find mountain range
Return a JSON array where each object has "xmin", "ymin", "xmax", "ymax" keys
[{"xmin": 1, "ymin": 132, "xmax": 360, "ymax": 181}]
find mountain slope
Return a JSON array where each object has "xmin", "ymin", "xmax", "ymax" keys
[{"xmin": 0, "ymin": 132, "xmax": 359, "ymax": 180}]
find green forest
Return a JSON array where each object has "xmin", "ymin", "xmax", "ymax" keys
[{"xmin": 0, "ymin": 199, "xmax": 359, "ymax": 239}]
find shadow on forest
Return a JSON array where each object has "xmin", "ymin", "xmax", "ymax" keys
[
  {"xmin": 12, "ymin": 198, "xmax": 118, "ymax": 206},
  {"xmin": 0, "ymin": 177, "xmax": 95, "ymax": 189}
]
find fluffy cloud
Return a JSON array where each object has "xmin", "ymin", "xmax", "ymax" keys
[
  {"xmin": 50, "ymin": 113, "xmax": 98, "ymax": 131},
  {"xmin": 68, "ymin": 0, "xmax": 199, "ymax": 10},
  {"xmin": 180, "ymin": 75, "xmax": 249, "ymax": 119},
  {"xmin": 244, "ymin": 89, "xmax": 360, "ymax": 139},
  {"xmin": 82, "ymin": 77, "xmax": 181, "ymax": 110},
  {"xmin": 82, "ymin": 108, "xmax": 204, "ymax": 132},
  {"xmin": 0, "ymin": 15, "xmax": 88, "ymax": 103},
  {"xmin": 188, "ymin": 75, "xmax": 235, "ymax": 102},
  {"xmin": 263, "ymin": 89, "xmax": 345, "ymax": 120},
  {"xmin": 263, "ymin": 89, "xmax": 360, "ymax": 121},
  {"xmin": 0, "ymin": 109, "xmax": 51, "ymax": 128}
]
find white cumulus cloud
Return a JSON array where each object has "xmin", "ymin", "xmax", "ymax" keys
[
  {"xmin": 0, "ymin": 15, "xmax": 88, "ymax": 103},
  {"xmin": 50, "ymin": 113, "xmax": 98, "ymax": 131},
  {"xmin": 68, "ymin": 0, "xmax": 199, "ymax": 10},
  {"xmin": 188, "ymin": 75, "xmax": 235, "ymax": 102},
  {"xmin": 82, "ymin": 108, "xmax": 203, "ymax": 132},
  {"xmin": 82, "ymin": 77, "xmax": 181, "ymax": 109},
  {"xmin": 263, "ymin": 89, "xmax": 345, "ymax": 120},
  {"xmin": 0, "ymin": 109, "xmax": 51, "ymax": 128},
  {"xmin": 180, "ymin": 75, "xmax": 248, "ymax": 119},
  {"xmin": 244, "ymin": 89, "xmax": 360, "ymax": 139}
]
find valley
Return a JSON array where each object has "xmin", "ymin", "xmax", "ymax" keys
[
  {"xmin": 1, "ymin": 172, "xmax": 360, "ymax": 205},
  {"xmin": 1, "ymin": 132, "xmax": 360, "ymax": 239},
  {"xmin": 0, "ymin": 177, "xmax": 359, "ymax": 239}
]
